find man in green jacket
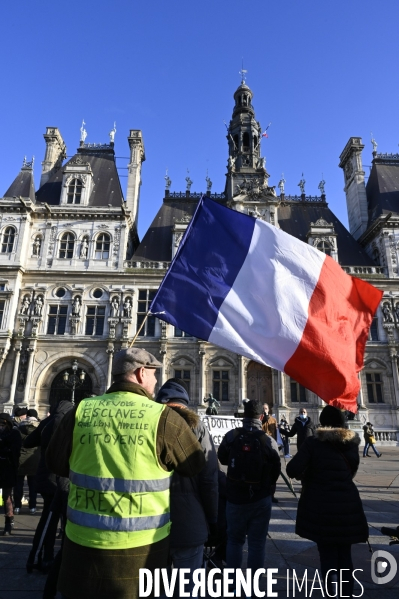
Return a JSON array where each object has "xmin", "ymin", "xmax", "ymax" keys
[{"xmin": 47, "ymin": 347, "xmax": 205, "ymax": 599}]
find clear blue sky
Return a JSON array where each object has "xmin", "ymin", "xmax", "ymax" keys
[{"xmin": 1, "ymin": 1, "xmax": 398, "ymax": 237}]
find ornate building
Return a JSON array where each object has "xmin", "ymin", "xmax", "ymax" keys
[{"xmin": 0, "ymin": 80, "xmax": 397, "ymax": 443}]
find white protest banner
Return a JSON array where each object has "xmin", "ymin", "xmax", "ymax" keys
[{"xmin": 200, "ymin": 414, "xmax": 243, "ymax": 446}]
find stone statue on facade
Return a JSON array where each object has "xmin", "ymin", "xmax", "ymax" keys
[
  {"xmin": 228, "ymin": 155, "xmax": 236, "ymax": 172},
  {"xmin": 164, "ymin": 170, "xmax": 172, "ymax": 190},
  {"xmin": 204, "ymin": 393, "xmax": 220, "ymax": 415},
  {"xmin": 111, "ymin": 297, "xmax": 119, "ymax": 317},
  {"xmin": 20, "ymin": 295, "xmax": 31, "ymax": 315},
  {"xmin": 80, "ymin": 120, "xmax": 87, "ymax": 143},
  {"xmin": 80, "ymin": 239, "xmax": 88, "ymax": 259},
  {"xmin": 256, "ymin": 156, "xmax": 266, "ymax": 169},
  {"xmin": 298, "ymin": 174, "xmax": 306, "ymax": 194},
  {"xmin": 123, "ymin": 298, "xmax": 132, "ymax": 318},
  {"xmin": 382, "ymin": 302, "xmax": 394, "ymax": 323},
  {"xmin": 318, "ymin": 178, "xmax": 326, "ymax": 195},
  {"xmin": 72, "ymin": 296, "xmax": 81, "ymax": 316},
  {"xmin": 109, "ymin": 122, "xmax": 116, "ymax": 143},
  {"xmin": 34, "ymin": 295, "xmax": 43, "ymax": 317},
  {"xmin": 33, "ymin": 237, "xmax": 41, "ymax": 256},
  {"xmin": 371, "ymin": 133, "xmax": 378, "ymax": 154},
  {"xmin": 185, "ymin": 170, "xmax": 193, "ymax": 191},
  {"xmin": 278, "ymin": 174, "xmax": 286, "ymax": 195}
]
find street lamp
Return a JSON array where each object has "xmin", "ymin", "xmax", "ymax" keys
[{"xmin": 63, "ymin": 359, "xmax": 86, "ymax": 404}]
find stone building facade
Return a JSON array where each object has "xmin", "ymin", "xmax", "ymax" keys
[{"xmin": 0, "ymin": 80, "xmax": 398, "ymax": 443}]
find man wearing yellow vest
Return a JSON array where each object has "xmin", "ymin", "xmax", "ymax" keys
[{"xmin": 46, "ymin": 348, "xmax": 205, "ymax": 599}]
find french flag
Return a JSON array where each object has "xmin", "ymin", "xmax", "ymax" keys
[{"xmin": 150, "ymin": 197, "xmax": 382, "ymax": 411}]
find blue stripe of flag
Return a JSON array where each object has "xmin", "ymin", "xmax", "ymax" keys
[{"xmin": 150, "ymin": 197, "xmax": 256, "ymax": 340}]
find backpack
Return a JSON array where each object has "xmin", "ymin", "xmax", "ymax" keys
[{"xmin": 227, "ymin": 428, "xmax": 271, "ymax": 489}]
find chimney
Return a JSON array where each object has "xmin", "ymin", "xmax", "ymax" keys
[
  {"xmin": 126, "ymin": 130, "xmax": 145, "ymax": 227},
  {"xmin": 40, "ymin": 127, "xmax": 67, "ymax": 188},
  {"xmin": 338, "ymin": 137, "xmax": 368, "ymax": 240}
]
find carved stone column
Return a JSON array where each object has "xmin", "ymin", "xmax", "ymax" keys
[
  {"xmin": 277, "ymin": 371, "xmax": 287, "ymax": 407},
  {"xmin": 390, "ymin": 349, "xmax": 399, "ymax": 408},
  {"xmin": 198, "ymin": 346, "xmax": 206, "ymax": 406},
  {"xmin": 23, "ymin": 343, "xmax": 37, "ymax": 406},
  {"xmin": 106, "ymin": 345, "xmax": 114, "ymax": 391},
  {"xmin": 159, "ymin": 347, "xmax": 167, "ymax": 386},
  {"xmin": 0, "ymin": 339, "xmax": 11, "ymax": 372},
  {"xmin": 9, "ymin": 343, "xmax": 23, "ymax": 405},
  {"xmin": 237, "ymin": 355, "xmax": 245, "ymax": 407}
]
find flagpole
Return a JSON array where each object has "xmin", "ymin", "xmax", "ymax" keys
[{"xmin": 129, "ymin": 311, "xmax": 151, "ymax": 348}]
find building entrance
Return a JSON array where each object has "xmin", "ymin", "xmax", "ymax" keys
[
  {"xmin": 246, "ymin": 361, "xmax": 273, "ymax": 407},
  {"xmin": 49, "ymin": 366, "xmax": 93, "ymax": 409}
]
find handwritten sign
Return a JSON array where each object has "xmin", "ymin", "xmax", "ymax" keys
[{"xmin": 200, "ymin": 415, "xmax": 243, "ymax": 446}]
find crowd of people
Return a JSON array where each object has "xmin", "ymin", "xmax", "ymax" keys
[{"xmin": 0, "ymin": 347, "xmax": 374, "ymax": 598}]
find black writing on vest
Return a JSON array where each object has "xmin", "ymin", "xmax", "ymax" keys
[
  {"xmin": 79, "ymin": 433, "xmax": 145, "ymax": 446},
  {"xmin": 74, "ymin": 486, "xmax": 147, "ymax": 515}
]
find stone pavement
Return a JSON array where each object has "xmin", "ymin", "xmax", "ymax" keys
[{"xmin": 1, "ymin": 448, "xmax": 398, "ymax": 598}]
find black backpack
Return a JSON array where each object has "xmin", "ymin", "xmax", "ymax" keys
[{"xmin": 227, "ymin": 428, "xmax": 271, "ymax": 489}]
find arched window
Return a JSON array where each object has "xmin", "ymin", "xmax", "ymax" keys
[
  {"xmin": 243, "ymin": 132, "xmax": 249, "ymax": 152},
  {"xmin": 316, "ymin": 240, "xmax": 332, "ymax": 256},
  {"xmin": 1, "ymin": 227, "xmax": 16, "ymax": 253},
  {"xmin": 67, "ymin": 178, "xmax": 83, "ymax": 204},
  {"xmin": 59, "ymin": 233, "xmax": 75, "ymax": 259},
  {"xmin": 95, "ymin": 233, "xmax": 110, "ymax": 260}
]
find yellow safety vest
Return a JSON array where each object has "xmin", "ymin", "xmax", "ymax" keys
[{"xmin": 66, "ymin": 392, "xmax": 172, "ymax": 549}]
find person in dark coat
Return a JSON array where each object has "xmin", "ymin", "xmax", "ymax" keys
[
  {"xmin": 24, "ymin": 399, "xmax": 74, "ymax": 572},
  {"xmin": 362, "ymin": 422, "xmax": 381, "ymax": 458},
  {"xmin": 286, "ymin": 405, "xmax": 368, "ymax": 598},
  {"xmin": 0, "ymin": 412, "xmax": 22, "ymax": 535},
  {"xmin": 279, "ymin": 407, "xmax": 315, "ymax": 449},
  {"xmin": 14, "ymin": 411, "xmax": 41, "ymax": 514},
  {"xmin": 157, "ymin": 378, "xmax": 218, "ymax": 597}
]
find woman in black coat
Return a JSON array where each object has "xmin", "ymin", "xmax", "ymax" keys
[
  {"xmin": 286, "ymin": 405, "xmax": 368, "ymax": 598},
  {"xmin": 0, "ymin": 413, "xmax": 22, "ymax": 535}
]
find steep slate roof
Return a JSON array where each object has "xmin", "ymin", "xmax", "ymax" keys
[
  {"xmin": 278, "ymin": 201, "xmax": 374, "ymax": 266},
  {"xmin": 133, "ymin": 196, "xmax": 199, "ymax": 261},
  {"xmin": 366, "ymin": 158, "xmax": 399, "ymax": 226},
  {"xmin": 134, "ymin": 194, "xmax": 374, "ymax": 267},
  {"xmin": 3, "ymin": 166, "xmax": 36, "ymax": 202},
  {"xmin": 36, "ymin": 147, "xmax": 124, "ymax": 207}
]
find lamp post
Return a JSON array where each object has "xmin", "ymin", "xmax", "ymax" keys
[{"xmin": 63, "ymin": 359, "xmax": 86, "ymax": 404}]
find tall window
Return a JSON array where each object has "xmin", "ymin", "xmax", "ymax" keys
[
  {"xmin": 290, "ymin": 378, "xmax": 307, "ymax": 402},
  {"xmin": 174, "ymin": 369, "xmax": 191, "ymax": 394},
  {"xmin": 47, "ymin": 305, "xmax": 68, "ymax": 335},
  {"xmin": 366, "ymin": 373, "xmax": 383, "ymax": 403},
  {"xmin": 174, "ymin": 327, "xmax": 190, "ymax": 337},
  {"xmin": 369, "ymin": 317, "xmax": 379, "ymax": 341},
  {"xmin": 213, "ymin": 370, "xmax": 229, "ymax": 401},
  {"xmin": 59, "ymin": 233, "xmax": 75, "ymax": 259},
  {"xmin": 67, "ymin": 179, "xmax": 83, "ymax": 204},
  {"xmin": 85, "ymin": 306, "xmax": 106, "ymax": 336},
  {"xmin": 316, "ymin": 240, "xmax": 332, "ymax": 256},
  {"xmin": 95, "ymin": 233, "xmax": 110, "ymax": 259},
  {"xmin": 1, "ymin": 227, "xmax": 16, "ymax": 253},
  {"xmin": 0, "ymin": 300, "xmax": 5, "ymax": 328},
  {"xmin": 137, "ymin": 290, "xmax": 156, "ymax": 336}
]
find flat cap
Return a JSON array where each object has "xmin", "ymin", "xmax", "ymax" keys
[{"xmin": 112, "ymin": 348, "xmax": 162, "ymax": 376}]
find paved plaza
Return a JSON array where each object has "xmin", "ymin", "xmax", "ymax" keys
[{"xmin": 1, "ymin": 448, "xmax": 398, "ymax": 598}]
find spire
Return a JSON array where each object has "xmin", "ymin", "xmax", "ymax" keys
[{"xmin": 4, "ymin": 157, "xmax": 36, "ymax": 202}]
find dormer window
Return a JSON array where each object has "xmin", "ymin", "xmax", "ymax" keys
[
  {"xmin": 67, "ymin": 178, "xmax": 83, "ymax": 204},
  {"xmin": 316, "ymin": 240, "xmax": 332, "ymax": 256},
  {"xmin": 1, "ymin": 227, "xmax": 16, "ymax": 253}
]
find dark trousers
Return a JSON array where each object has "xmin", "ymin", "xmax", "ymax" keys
[
  {"xmin": 317, "ymin": 543, "xmax": 354, "ymax": 598},
  {"xmin": 2, "ymin": 488, "xmax": 13, "ymax": 517},
  {"xmin": 14, "ymin": 474, "xmax": 37, "ymax": 509},
  {"xmin": 27, "ymin": 493, "xmax": 55, "ymax": 565}
]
